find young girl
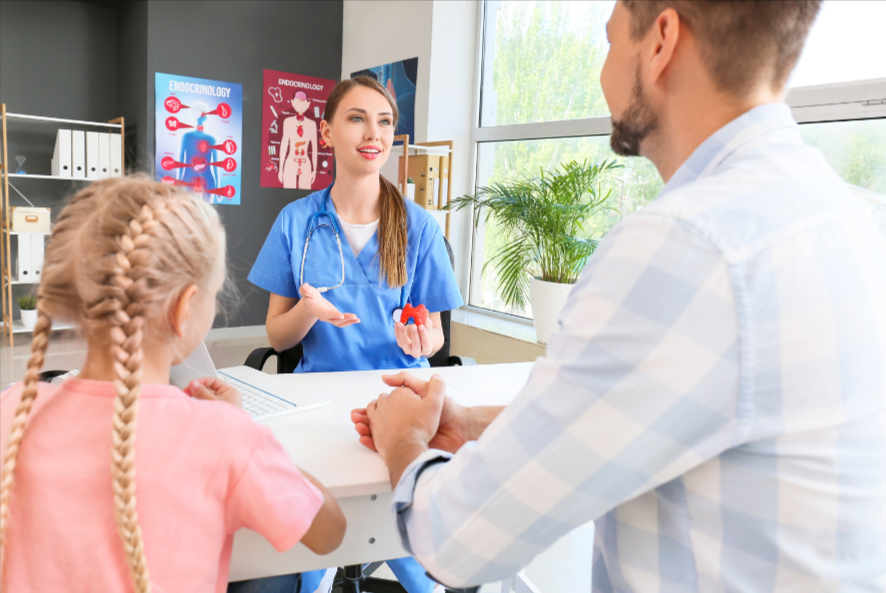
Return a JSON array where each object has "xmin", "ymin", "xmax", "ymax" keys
[
  {"xmin": 248, "ymin": 77, "xmax": 463, "ymax": 592},
  {"xmin": 0, "ymin": 177, "xmax": 346, "ymax": 592}
]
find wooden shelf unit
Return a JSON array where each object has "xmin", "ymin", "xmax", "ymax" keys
[
  {"xmin": 0, "ymin": 104, "xmax": 125, "ymax": 346},
  {"xmin": 394, "ymin": 134, "xmax": 454, "ymax": 239}
]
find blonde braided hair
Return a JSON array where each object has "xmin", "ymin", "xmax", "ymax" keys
[{"xmin": 0, "ymin": 176, "xmax": 223, "ymax": 592}]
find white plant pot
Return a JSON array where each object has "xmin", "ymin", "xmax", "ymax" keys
[
  {"xmin": 406, "ymin": 183, "xmax": 416, "ymax": 201},
  {"xmin": 20, "ymin": 309, "xmax": 37, "ymax": 330},
  {"xmin": 529, "ymin": 278, "xmax": 574, "ymax": 345}
]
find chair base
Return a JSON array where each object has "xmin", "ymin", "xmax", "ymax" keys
[{"xmin": 333, "ymin": 564, "xmax": 409, "ymax": 593}]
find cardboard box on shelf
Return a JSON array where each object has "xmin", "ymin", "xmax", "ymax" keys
[
  {"xmin": 10, "ymin": 207, "xmax": 51, "ymax": 233},
  {"xmin": 399, "ymin": 154, "xmax": 440, "ymax": 210}
]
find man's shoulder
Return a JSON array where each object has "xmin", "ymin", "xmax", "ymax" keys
[{"xmin": 642, "ymin": 145, "xmax": 862, "ymax": 257}]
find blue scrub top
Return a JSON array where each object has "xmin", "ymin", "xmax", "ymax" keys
[{"xmin": 248, "ymin": 184, "xmax": 464, "ymax": 373}]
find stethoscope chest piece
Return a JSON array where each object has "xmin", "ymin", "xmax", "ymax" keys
[{"xmin": 392, "ymin": 308, "xmax": 403, "ymax": 323}]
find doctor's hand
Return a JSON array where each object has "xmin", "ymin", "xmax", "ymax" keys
[
  {"xmin": 395, "ymin": 315, "xmax": 435, "ymax": 359},
  {"xmin": 362, "ymin": 374, "xmax": 446, "ymax": 486},
  {"xmin": 351, "ymin": 372, "xmax": 470, "ymax": 454},
  {"xmin": 185, "ymin": 377, "xmax": 242, "ymax": 409},
  {"xmin": 299, "ymin": 283, "xmax": 360, "ymax": 328}
]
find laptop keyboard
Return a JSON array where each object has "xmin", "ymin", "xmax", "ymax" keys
[{"xmin": 217, "ymin": 371, "xmax": 297, "ymax": 418}]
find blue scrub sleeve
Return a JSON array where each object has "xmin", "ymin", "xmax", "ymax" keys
[
  {"xmin": 409, "ymin": 223, "xmax": 464, "ymax": 313},
  {"xmin": 248, "ymin": 208, "xmax": 300, "ymax": 299}
]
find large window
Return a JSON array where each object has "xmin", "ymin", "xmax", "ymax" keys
[
  {"xmin": 465, "ymin": 0, "xmax": 886, "ymax": 320},
  {"xmin": 479, "ymin": 1, "xmax": 614, "ymax": 127}
]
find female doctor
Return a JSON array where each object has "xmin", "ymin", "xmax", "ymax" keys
[{"xmin": 246, "ymin": 77, "xmax": 462, "ymax": 593}]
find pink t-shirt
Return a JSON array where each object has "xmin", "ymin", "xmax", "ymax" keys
[{"xmin": 0, "ymin": 378, "xmax": 324, "ymax": 592}]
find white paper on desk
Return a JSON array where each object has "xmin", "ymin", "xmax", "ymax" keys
[{"xmin": 446, "ymin": 385, "xmax": 514, "ymax": 407}]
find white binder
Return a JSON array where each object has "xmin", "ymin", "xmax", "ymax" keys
[
  {"xmin": 110, "ymin": 133, "xmax": 122, "ymax": 177},
  {"xmin": 51, "ymin": 129, "xmax": 72, "ymax": 177},
  {"xmin": 16, "ymin": 235, "xmax": 33, "ymax": 281},
  {"xmin": 31, "ymin": 234, "xmax": 45, "ymax": 279},
  {"xmin": 86, "ymin": 131, "xmax": 100, "ymax": 179},
  {"xmin": 71, "ymin": 130, "xmax": 86, "ymax": 179},
  {"xmin": 98, "ymin": 133, "xmax": 111, "ymax": 178}
]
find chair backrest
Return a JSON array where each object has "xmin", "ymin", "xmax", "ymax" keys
[
  {"xmin": 427, "ymin": 236, "xmax": 455, "ymax": 368},
  {"xmin": 271, "ymin": 235, "xmax": 457, "ymax": 373}
]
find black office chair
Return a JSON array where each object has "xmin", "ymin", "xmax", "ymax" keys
[{"xmin": 244, "ymin": 236, "xmax": 473, "ymax": 593}]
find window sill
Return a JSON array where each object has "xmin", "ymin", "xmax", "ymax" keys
[{"xmin": 451, "ymin": 307, "xmax": 539, "ymax": 344}]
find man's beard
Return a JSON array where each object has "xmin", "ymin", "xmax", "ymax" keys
[{"xmin": 610, "ymin": 67, "xmax": 658, "ymax": 157}]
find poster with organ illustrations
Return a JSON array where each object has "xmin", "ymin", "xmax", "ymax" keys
[
  {"xmin": 154, "ymin": 72, "xmax": 242, "ymax": 205},
  {"xmin": 261, "ymin": 69, "xmax": 336, "ymax": 190}
]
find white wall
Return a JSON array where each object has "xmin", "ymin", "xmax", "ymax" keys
[
  {"xmin": 342, "ymin": 0, "xmax": 478, "ymax": 294},
  {"xmin": 427, "ymin": 1, "xmax": 478, "ymax": 291},
  {"xmin": 341, "ymin": 0, "xmax": 433, "ymax": 143}
]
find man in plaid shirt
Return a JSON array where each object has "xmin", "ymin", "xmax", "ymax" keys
[{"xmin": 353, "ymin": 1, "xmax": 886, "ymax": 591}]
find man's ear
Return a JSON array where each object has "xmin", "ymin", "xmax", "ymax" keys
[
  {"xmin": 169, "ymin": 284, "xmax": 199, "ymax": 339},
  {"xmin": 647, "ymin": 8, "xmax": 682, "ymax": 86}
]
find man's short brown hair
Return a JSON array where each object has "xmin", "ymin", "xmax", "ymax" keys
[{"xmin": 621, "ymin": 0, "xmax": 822, "ymax": 97}]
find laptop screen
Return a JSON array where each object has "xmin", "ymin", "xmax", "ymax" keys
[{"xmin": 169, "ymin": 342, "xmax": 219, "ymax": 390}]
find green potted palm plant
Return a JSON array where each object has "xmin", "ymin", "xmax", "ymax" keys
[
  {"xmin": 449, "ymin": 159, "xmax": 620, "ymax": 343},
  {"xmin": 17, "ymin": 294, "xmax": 38, "ymax": 330}
]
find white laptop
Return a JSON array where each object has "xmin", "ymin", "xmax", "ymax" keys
[{"xmin": 170, "ymin": 342, "xmax": 330, "ymax": 422}]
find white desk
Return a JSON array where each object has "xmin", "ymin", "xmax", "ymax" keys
[{"xmin": 228, "ymin": 362, "xmax": 534, "ymax": 581}]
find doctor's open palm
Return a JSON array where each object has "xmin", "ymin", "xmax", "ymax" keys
[{"xmin": 299, "ymin": 283, "xmax": 361, "ymax": 328}]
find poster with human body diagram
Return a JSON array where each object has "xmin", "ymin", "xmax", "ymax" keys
[
  {"xmin": 261, "ymin": 69, "xmax": 335, "ymax": 190},
  {"xmin": 155, "ymin": 72, "xmax": 242, "ymax": 205}
]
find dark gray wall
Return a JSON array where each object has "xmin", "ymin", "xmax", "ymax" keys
[
  {"xmin": 145, "ymin": 1, "xmax": 343, "ymax": 327},
  {"xmin": 0, "ymin": 0, "xmax": 344, "ymax": 328},
  {"xmin": 0, "ymin": 0, "xmax": 119, "ymax": 176},
  {"xmin": 117, "ymin": 0, "xmax": 149, "ymax": 171},
  {"xmin": 0, "ymin": 0, "xmax": 119, "ymax": 121}
]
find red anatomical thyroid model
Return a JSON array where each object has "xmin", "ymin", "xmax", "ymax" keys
[{"xmin": 400, "ymin": 304, "xmax": 428, "ymax": 326}]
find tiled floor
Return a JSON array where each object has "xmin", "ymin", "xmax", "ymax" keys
[{"xmin": 0, "ymin": 325, "xmax": 594, "ymax": 592}]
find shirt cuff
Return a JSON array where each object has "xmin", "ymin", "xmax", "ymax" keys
[{"xmin": 391, "ymin": 448, "xmax": 453, "ymax": 553}]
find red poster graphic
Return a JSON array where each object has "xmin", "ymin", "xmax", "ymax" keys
[{"xmin": 261, "ymin": 69, "xmax": 336, "ymax": 190}]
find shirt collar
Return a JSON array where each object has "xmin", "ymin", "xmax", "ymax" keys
[{"xmin": 661, "ymin": 103, "xmax": 798, "ymax": 196}]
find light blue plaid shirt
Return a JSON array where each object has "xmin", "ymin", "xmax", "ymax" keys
[{"xmin": 391, "ymin": 104, "xmax": 886, "ymax": 592}]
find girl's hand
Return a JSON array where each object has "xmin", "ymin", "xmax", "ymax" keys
[
  {"xmin": 299, "ymin": 283, "xmax": 360, "ymax": 328},
  {"xmin": 278, "ymin": 170, "xmax": 284, "ymax": 184},
  {"xmin": 185, "ymin": 377, "xmax": 242, "ymax": 408},
  {"xmin": 395, "ymin": 315, "xmax": 434, "ymax": 359}
]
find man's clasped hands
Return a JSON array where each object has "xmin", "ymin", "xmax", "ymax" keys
[{"xmin": 350, "ymin": 373, "xmax": 499, "ymax": 487}]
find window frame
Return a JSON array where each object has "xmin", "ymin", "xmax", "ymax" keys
[{"xmin": 460, "ymin": 0, "xmax": 886, "ymax": 321}]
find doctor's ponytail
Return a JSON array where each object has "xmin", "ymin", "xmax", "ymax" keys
[{"xmin": 324, "ymin": 76, "xmax": 408, "ymax": 288}]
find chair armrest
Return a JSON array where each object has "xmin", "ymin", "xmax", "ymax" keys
[
  {"xmin": 38, "ymin": 370, "xmax": 69, "ymax": 383},
  {"xmin": 244, "ymin": 347, "xmax": 279, "ymax": 371}
]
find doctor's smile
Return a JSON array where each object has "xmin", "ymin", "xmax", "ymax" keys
[{"xmin": 357, "ymin": 145, "xmax": 383, "ymax": 159}]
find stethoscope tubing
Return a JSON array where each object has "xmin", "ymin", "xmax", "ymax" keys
[{"xmin": 302, "ymin": 190, "xmax": 410, "ymax": 320}]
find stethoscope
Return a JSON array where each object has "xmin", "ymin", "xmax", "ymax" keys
[{"xmin": 301, "ymin": 191, "xmax": 409, "ymax": 324}]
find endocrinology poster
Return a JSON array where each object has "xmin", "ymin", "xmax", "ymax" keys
[
  {"xmin": 261, "ymin": 69, "xmax": 336, "ymax": 190},
  {"xmin": 155, "ymin": 72, "xmax": 242, "ymax": 205},
  {"xmin": 351, "ymin": 57, "xmax": 417, "ymax": 144}
]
